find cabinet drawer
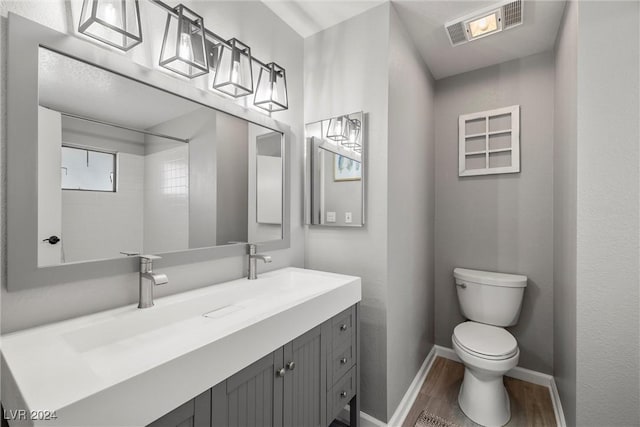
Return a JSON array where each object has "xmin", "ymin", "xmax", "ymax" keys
[
  {"xmin": 327, "ymin": 366, "xmax": 357, "ymax": 423},
  {"xmin": 332, "ymin": 306, "xmax": 355, "ymax": 350},
  {"xmin": 329, "ymin": 341, "xmax": 355, "ymax": 388}
]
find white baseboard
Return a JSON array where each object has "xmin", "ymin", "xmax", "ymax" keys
[
  {"xmin": 387, "ymin": 346, "xmax": 437, "ymax": 427},
  {"xmin": 336, "ymin": 344, "xmax": 566, "ymax": 427},
  {"xmin": 549, "ymin": 378, "xmax": 567, "ymax": 427},
  {"xmin": 434, "ymin": 345, "xmax": 567, "ymax": 426},
  {"xmin": 336, "ymin": 346, "xmax": 437, "ymax": 427},
  {"xmin": 337, "ymin": 408, "xmax": 385, "ymax": 427}
]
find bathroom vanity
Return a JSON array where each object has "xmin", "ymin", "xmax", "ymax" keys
[
  {"xmin": 0, "ymin": 268, "xmax": 361, "ymax": 427},
  {"xmin": 2, "ymin": 14, "xmax": 362, "ymax": 427}
]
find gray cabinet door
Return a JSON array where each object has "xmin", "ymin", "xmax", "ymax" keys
[
  {"xmin": 148, "ymin": 390, "xmax": 211, "ymax": 427},
  {"xmin": 283, "ymin": 323, "xmax": 329, "ymax": 427},
  {"xmin": 212, "ymin": 349, "xmax": 284, "ymax": 427}
]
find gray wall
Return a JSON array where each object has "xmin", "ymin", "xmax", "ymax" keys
[
  {"xmin": 0, "ymin": 0, "xmax": 304, "ymax": 333},
  {"xmin": 215, "ymin": 112, "xmax": 248, "ymax": 246},
  {"xmin": 553, "ymin": 1, "xmax": 577, "ymax": 424},
  {"xmin": 434, "ymin": 52, "xmax": 555, "ymax": 374},
  {"xmin": 305, "ymin": 4, "xmax": 436, "ymax": 421},
  {"xmin": 185, "ymin": 110, "xmax": 218, "ymax": 249},
  {"xmin": 304, "ymin": 4, "xmax": 390, "ymax": 420},
  {"xmin": 574, "ymin": 2, "xmax": 639, "ymax": 425},
  {"xmin": 248, "ymin": 124, "xmax": 282, "ymax": 243},
  {"xmin": 322, "ymin": 152, "xmax": 362, "ymax": 226},
  {"xmin": 385, "ymin": 4, "xmax": 435, "ymax": 418}
]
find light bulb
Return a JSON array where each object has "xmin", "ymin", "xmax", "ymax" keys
[
  {"xmin": 231, "ymin": 59, "xmax": 240, "ymax": 85},
  {"xmin": 179, "ymin": 32, "xmax": 193, "ymax": 62},
  {"xmin": 477, "ymin": 17, "xmax": 488, "ymax": 31},
  {"xmin": 103, "ymin": 3, "xmax": 117, "ymax": 25}
]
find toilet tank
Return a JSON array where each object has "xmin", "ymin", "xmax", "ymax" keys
[{"xmin": 454, "ymin": 268, "xmax": 527, "ymax": 327}]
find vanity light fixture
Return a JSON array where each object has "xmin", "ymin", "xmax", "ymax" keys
[
  {"xmin": 78, "ymin": 0, "xmax": 142, "ymax": 51},
  {"xmin": 78, "ymin": 0, "xmax": 290, "ymax": 111},
  {"xmin": 326, "ymin": 116, "xmax": 352, "ymax": 142},
  {"xmin": 212, "ymin": 38, "xmax": 254, "ymax": 97},
  {"xmin": 254, "ymin": 62, "xmax": 288, "ymax": 112},
  {"xmin": 159, "ymin": 4, "xmax": 208, "ymax": 79},
  {"xmin": 342, "ymin": 118, "xmax": 361, "ymax": 149}
]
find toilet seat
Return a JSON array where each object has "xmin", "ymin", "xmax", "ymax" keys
[{"xmin": 453, "ymin": 322, "xmax": 517, "ymax": 361}]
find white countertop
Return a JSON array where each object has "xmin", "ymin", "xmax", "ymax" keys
[{"xmin": 0, "ymin": 267, "xmax": 361, "ymax": 426}]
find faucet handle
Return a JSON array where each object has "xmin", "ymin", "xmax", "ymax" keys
[{"xmin": 140, "ymin": 254, "xmax": 162, "ymax": 261}]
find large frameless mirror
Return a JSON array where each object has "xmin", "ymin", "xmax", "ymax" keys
[
  {"xmin": 37, "ymin": 47, "xmax": 283, "ymax": 267},
  {"xmin": 6, "ymin": 13, "xmax": 290, "ymax": 290},
  {"xmin": 305, "ymin": 112, "xmax": 365, "ymax": 227}
]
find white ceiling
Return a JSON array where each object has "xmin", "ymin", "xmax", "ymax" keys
[
  {"xmin": 39, "ymin": 48, "xmax": 204, "ymax": 131},
  {"xmin": 262, "ymin": 1, "xmax": 386, "ymax": 38},
  {"xmin": 262, "ymin": 0, "xmax": 566, "ymax": 80}
]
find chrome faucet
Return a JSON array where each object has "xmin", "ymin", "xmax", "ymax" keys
[
  {"xmin": 138, "ymin": 255, "xmax": 168, "ymax": 308},
  {"xmin": 248, "ymin": 244, "xmax": 272, "ymax": 280}
]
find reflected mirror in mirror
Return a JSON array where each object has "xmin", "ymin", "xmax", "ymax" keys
[
  {"xmin": 37, "ymin": 47, "xmax": 283, "ymax": 267},
  {"xmin": 305, "ymin": 112, "xmax": 365, "ymax": 227}
]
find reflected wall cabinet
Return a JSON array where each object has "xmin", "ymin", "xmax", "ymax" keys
[
  {"xmin": 459, "ymin": 105, "xmax": 520, "ymax": 177},
  {"xmin": 148, "ymin": 304, "xmax": 360, "ymax": 427}
]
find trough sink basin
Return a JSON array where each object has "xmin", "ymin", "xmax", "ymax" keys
[{"xmin": 0, "ymin": 267, "xmax": 361, "ymax": 426}]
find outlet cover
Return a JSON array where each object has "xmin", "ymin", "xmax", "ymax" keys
[{"xmin": 326, "ymin": 211, "xmax": 336, "ymax": 223}]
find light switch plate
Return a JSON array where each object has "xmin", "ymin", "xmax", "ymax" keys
[
  {"xmin": 326, "ymin": 211, "xmax": 336, "ymax": 223},
  {"xmin": 345, "ymin": 212, "xmax": 352, "ymax": 223}
]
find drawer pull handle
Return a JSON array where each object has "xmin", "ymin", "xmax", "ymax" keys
[
  {"xmin": 286, "ymin": 361, "xmax": 296, "ymax": 371},
  {"xmin": 340, "ymin": 357, "xmax": 348, "ymax": 365},
  {"xmin": 340, "ymin": 324, "xmax": 348, "ymax": 331},
  {"xmin": 340, "ymin": 391, "xmax": 348, "ymax": 398},
  {"xmin": 276, "ymin": 368, "xmax": 286, "ymax": 377}
]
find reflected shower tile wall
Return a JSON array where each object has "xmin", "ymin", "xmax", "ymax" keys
[{"xmin": 143, "ymin": 146, "xmax": 190, "ymax": 253}]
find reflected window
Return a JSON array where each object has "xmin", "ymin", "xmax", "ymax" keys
[{"xmin": 61, "ymin": 146, "xmax": 116, "ymax": 192}]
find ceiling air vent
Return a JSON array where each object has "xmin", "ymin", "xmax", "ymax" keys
[
  {"xmin": 446, "ymin": 22, "xmax": 467, "ymax": 46},
  {"xmin": 444, "ymin": 0, "xmax": 524, "ymax": 47},
  {"xmin": 502, "ymin": 0, "xmax": 523, "ymax": 29}
]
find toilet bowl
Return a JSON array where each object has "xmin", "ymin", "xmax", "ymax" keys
[
  {"xmin": 452, "ymin": 268, "xmax": 527, "ymax": 427},
  {"xmin": 452, "ymin": 321, "xmax": 519, "ymax": 427}
]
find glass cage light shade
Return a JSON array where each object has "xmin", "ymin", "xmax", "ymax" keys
[
  {"xmin": 254, "ymin": 63, "xmax": 288, "ymax": 112},
  {"xmin": 78, "ymin": 0, "xmax": 142, "ymax": 51},
  {"xmin": 159, "ymin": 4, "xmax": 208, "ymax": 79},
  {"xmin": 341, "ymin": 118, "xmax": 361, "ymax": 148},
  {"xmin": 212, "ymin": 38, "xmax": 253, "ymax": 98},
  {"xmin": 326, "ymin": 116, "xmax": 352, "ymax": 142}
]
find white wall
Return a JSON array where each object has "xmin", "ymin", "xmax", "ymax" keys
[
  {"xmin": 434, "ymin": 52, "xmax": 556, "ymax": 374},
  {"xmin": 304, "ymin": 3, "xmax": 391, "ymax": 420},
  {"xmin": 575, "ymin": 2, "xmax": 639, "ymax": 425},
  {"xmin": 0, "ymin": 0, "xmax": 304, "ymax": 333},
  {"xmin": 385, "ymin": 4, "xmax": 435, "ymax": 418},
  {"xmin": 553, "ymin": 1, "xmax": 577, "ymax": 424},
  {"xmin": 143, "ymin": 143, "xmax": 190, "ymax": 254},
  {"xmin": 61, "ymin": 117, "xmax": 145, "ymax": 262}
]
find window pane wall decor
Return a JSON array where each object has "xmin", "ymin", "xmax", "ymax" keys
[{"xmin": 458, "ymin": 105, "xmax": 520, "ymax": 177}]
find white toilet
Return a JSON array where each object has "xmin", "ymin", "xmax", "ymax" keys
[{"xmin": 452, "ymin": 268, "xmax": 527, "ymax": 427}]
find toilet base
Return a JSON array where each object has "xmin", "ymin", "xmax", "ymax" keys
[{"xmin": 458, "ymin": 366, "xmax": 511, "ymax": 427}]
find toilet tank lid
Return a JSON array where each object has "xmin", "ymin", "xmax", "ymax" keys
[{"xmin": 453, "ymin": 268, "xmax": 527, "ymax": 288}]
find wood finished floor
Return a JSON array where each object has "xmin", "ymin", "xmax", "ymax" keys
[{"xmin": 402, "ymin": 357, "xmax": 557, "ymax": 427}]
